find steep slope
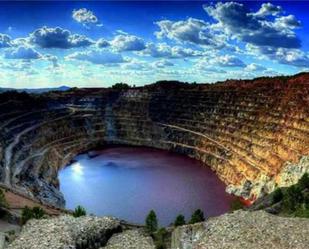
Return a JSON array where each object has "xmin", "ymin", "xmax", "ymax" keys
[{"xmin": 0, "ymin": 73, "xmax": 308, "ymax": 207}]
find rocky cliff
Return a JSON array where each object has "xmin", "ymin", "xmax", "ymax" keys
[{"xmin": 0, "ymin": 73, "xmax": 308, "ymax": 207}]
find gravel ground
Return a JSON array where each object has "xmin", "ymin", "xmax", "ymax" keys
[
  {"xmin": 172, "ymin": 210, "xmax": 309, "ymax": 249},
  {"xmin": 103, "ymin": 229, "xmax": 155, "ymax": 249},
  {"xmin": 7, "ymin": 215, "xmax": 120, "ymax": 249}
]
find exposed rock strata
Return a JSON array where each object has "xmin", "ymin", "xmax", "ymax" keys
[
  {"xmin": 171, "ymin": 210, "xmax": 309, "ymax": 249},
  {"xmin": 0, "ymin": 73, "xmax": 308, "ymax": 206}
]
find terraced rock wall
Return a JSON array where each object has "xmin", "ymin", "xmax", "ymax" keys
[{"xmin": 0, "ymin": 73, "xmax": 308, "ymax": 207}]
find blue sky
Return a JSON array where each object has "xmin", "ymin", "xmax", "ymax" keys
[{"xmin": 0, "ymin": 1, "xmax": 308, "ymax": 88}]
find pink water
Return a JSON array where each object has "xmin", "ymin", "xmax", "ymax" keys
[{"xmin": 59, "ymin": 146, "xmax": 234, "ymax": 226}]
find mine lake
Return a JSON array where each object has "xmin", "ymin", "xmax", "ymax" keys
[{"xmin": 59, "ymin": 146, "xmax": 234, "ymax": 226}]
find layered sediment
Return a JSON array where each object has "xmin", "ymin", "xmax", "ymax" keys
[{"xmin": 0, "ymin": 73, "xmax": 308, "ymax": 206}]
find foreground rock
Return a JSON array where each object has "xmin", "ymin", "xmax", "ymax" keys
[
  {"xmin": 7, "ymin": 215, "xmax": 121, "ymax": 249},
  {"xmin": 103, "ymin": 229, "xmax": 155, "ymax": 249},
  {"xmin": 172, "ymin": 210, "xmax": 309, "ymax": 249}
]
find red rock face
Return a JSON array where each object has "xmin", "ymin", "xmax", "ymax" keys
[{"xmin": 0, "ymin": 73, "xmax": 308, "ymax": 206}]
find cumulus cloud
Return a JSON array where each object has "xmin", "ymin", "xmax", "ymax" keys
[
  {"xmin": 44, "ymin": 54, "xmax": 59, "ymax": 68},
  {"xmin": 142, "ymin": 43, "xmax": 205, "ymax": 58},
  {"xmin": 254, "ymin": 3, "xmax": 282, "ymax": 17},
  {"xmin": 121, "ymin": 59, "xmax": 149, "ymax": 71},
  {"xmin": 212, "ymin": 55, "xmax": 246, "ymax": 67},
  {"xmin": 111, "ymin": 35, "xmax": 146, "ymax": 52},
  {"xmin": 66, "ymin": 50, "xmax": 125, "ymax": 65},
  {"xmin": 152, "ymin": 59, "xmax": 174, "ymax": 68},
  {"xmin": 275, "ymin": 49, "xmax": 309, "ymax": 67},
  {"xmin": 0, "ymin": 34, "xmax": 12, "ymax": 48},
  {"xmin": 274, "ymin": 15, "xmax": 301, "ymax": 29},
  {"xmin": 72, "ymin": 8, "xmax": 99, "ymax": 27},
  {"xmin": 5, "ymin": 46, "xmax": 41, "ymax": 60},
  {"xmin": 96, "ymin": 38, "xmax": 110, "ymax": 48},
  {"xmin": 245, "ymin": 63, "xmax": 267, "ymax": 72},
  {"xmin": 155, "ymin": 18, "xmax": 225, "ymax": 48},
  {"xmin": 247, "ymin": 44, "xmax": 309, "ymax": 68},
  {"xmin": 30, "ymin": 26, "xmax": 94, "ymax": 49},
  {"xmin": 204, "ymin": 2, "xmax": 301, "ymax": 49}
]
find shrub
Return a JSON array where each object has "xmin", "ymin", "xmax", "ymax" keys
[
  {"xmin": 154, "ymin": 228, "xmax": 168, "ymax": 249},
  {"xmin": 293, "ymin": 205, "xmax": 309, "ymax": 218},
  {"xmin": 32, "ymin": 207, "xmax": 45, "ymax": 219},
  {"xmin": 73, "ymin": 205, "xmax": 87, "ymax": 218},
  {"xmin": 111, "ymin": 83, "xmax": 130, "ymax": 90},
  {"xmin": 21, "ymin": 206, "xmax": 45, "ymax": 224},
  {"xmin": 284, "ymin": 185, "xmax": 303, "ymax": 211},
  {"xmin": 230, "ymin": 199, "xmax": 244, "ymax": 211},
  {"xmin": 298, "ymin": 173, "xmax": 309, "ymax": 190},
  {"xmin": 145, "ymin": 210, "xmax": 158, "ymax": 233},
  {"xmin": 189, "ymin": 209, "xmax": 205, "ymax": 224},
  {"xmin": 0, "ymin": 189, "xmax": 8, "ymax": 208},
  {"xmin": 273, "ymin": 188, "xmax": 284, "ymax": 203},
  {"xmin": 174, "ymin": 214, "xmax": 186, "ymax": 227}
]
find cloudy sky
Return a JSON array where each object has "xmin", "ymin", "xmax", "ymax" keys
[{"xmin": 0, "ymin": 1, "xmax": 308, "ymax": 88}]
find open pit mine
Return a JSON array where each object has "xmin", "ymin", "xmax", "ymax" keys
[{"xmin": 0, "ymin": 73, "xmax": 308, "ymax": 209}]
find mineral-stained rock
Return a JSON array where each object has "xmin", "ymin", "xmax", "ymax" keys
[
  {"xmin": 103, "ymin": 229, "xmax": 155, "ymax": 249},
  {"xmin": 7, "ymin": 215, "xmax": 121, "ymax": 249},
  {"xmin": 0, "ymin": 73, "xmax": 309, "ymax": 205},
  {"xmin": 171, "ymin": 210, "xmax": 309, "ymax": 249}
]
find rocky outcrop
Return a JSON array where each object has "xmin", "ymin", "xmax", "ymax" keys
[
  {"xmin": 103, "ymin": 229, "xmax": 155, "ymax": 249},
  {"xmin": 7, "ymin": 215, "xmax": 121, "ymax": 249},
  {"xmin": 0, "ymin": 73, "xmax": 308, "ymax": 206},
  {"xmin": 171, "ymin": 210, "xmax": 309, "ymax": 249},
  {"xmin": 8, "ymin": 211, "xmax": 309, "ymax": 249}
]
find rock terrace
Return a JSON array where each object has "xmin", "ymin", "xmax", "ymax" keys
[{"xmin": 0, "ymin": 73, "xmax": 308, "ymax": 206}]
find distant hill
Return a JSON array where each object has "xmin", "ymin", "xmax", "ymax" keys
[{"xmin": 0, "ymin": 85, "xmax": 71, "ymax": 94}]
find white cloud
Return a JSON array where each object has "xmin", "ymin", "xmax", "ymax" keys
[
  {"xmin": 254, "ymin": 3, "xmax": 282, "ymax": 17},
  {"xmin": 5, "ymin": 46, "xmax": 41, "ymax": 60},
  {"xmin": 152, "ymin": 59, "xmax": 174, "ymax": 68},
  {"xmin": 155, "ymin": 18, "xmax": 225, "ymax": 48},
  {"xmin": 30, "ymin": 26, "xmax": 94, "ymax": 49},
  {"xmin": 0, "ymin": 34, "xmax": 12, "ymax": 48},
  {"xmin": 96, "ymin": 38, "xmax": 110, "ymax": 48},
  {"xmin": 72, "ymin": 8, "xmax": 99, "ymax": 27},
  {"xmin": 204, "ymin": 2, "xmax": 301, "ymax": 49},
  {"xmin": 245, "ymin": 63, "xmax": 267, "ymax": 72},
  {"xmin": 141, "ymin": 43, "xmax": 205, "ymax": 58},
  {"xmin": 66, "ymin": 50, "xmax": 126, "ymax": 65},
  {"xmin": 212, "ymin": 55, "xmax": 246, "ymax": 67},
  {"xmin": 111, "ymin": 35, "xmax": 146, "ymax": 52}
]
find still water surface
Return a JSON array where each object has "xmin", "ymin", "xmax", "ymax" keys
[{"xmin": 59, "ymin": 146, "xmax": 234, "ymax": 226}]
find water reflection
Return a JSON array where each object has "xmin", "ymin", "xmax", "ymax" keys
[{"xmin": 59, "ymin": 146, "xmax": 234, "ymax": 226}]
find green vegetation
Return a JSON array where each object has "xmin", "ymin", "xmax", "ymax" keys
[
  {"xmin": 174, "ymin": 214, "xmax": 186, "ymax": 227},
  {"xmin": 230, "ymin": 199, "xmax": 244, "ymax": 211},
  {"xmin": 111, "ymin": 83, "xmax": 130, "ymax": 90},
  {"xmin": 72, "ymin": 205, "xmax": 87, "ymax": 218},
  {"xmin": 0, "ymin": 189, "xmax": 8, "ymax": 208},
  {"xmin": 272, "ymin": 188, "xmax": 284, "ymax": 203},
  {"xmin": 189, "ymin": 209, "xmax": 205, "ymax": 224},
  {"xmin": 153, "ymin": 228, "xmax": 168, "ymax": 249},
  {"xmin": 298, "ymin": 173, "xmax": 309, "ymax": 190},
  {"xmin": 271, "ymin": 173, "xmax": 309, "ymax": 217},
  {"xmin": 21, "ymin": 206, "xmax": 46, "ymax": 224},
  {"xmin": 145, "ymin": 210, "xmax": 158, "ymax": 233}
]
